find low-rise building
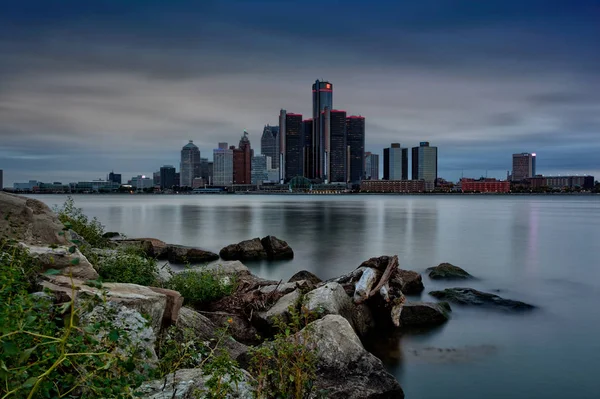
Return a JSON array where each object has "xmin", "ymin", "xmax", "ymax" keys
[
  {"xmin": 528, "ymin": 175, "xmax": 594, "ymax": 190},
  {"xmin": 460, "ymin": 178, "xmax": 510, "ymax": 193},
  {"xmin": 360, "ymin": 180, "xmax": 425, "ymax": 193}
]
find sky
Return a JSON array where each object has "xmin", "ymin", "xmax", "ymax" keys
[{"xmin": 1, "ymin": 0, "xmax": 599, "ymax": 186}]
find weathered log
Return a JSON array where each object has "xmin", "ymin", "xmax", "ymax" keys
[{"xmin": 367, "ymin": 255, "xmax": 399, "ymax": 300}]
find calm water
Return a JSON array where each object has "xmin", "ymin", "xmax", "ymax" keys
[{"xmin": 31, "ymin": 194, "xmax": 600, "ymax": 399}]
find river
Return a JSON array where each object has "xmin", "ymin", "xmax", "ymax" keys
[{"xmin": 30, "ymin": 194, "xmax": 600, "ymax": 399}]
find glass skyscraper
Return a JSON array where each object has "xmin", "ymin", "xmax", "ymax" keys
[
  {"xmin": 312, "ymin": 80, "xmax": 333, "ymax": 180},
  {"xmin": 260, "ymin": 125, "xmax": 279, "ymax": 169},
  {"xmin": 180, "ymin": 140, "xmax": 201, "ymax": 187},
  {"xmin": 412, "ymin": 142, "xmax": 438, "ymax": 190},
  {"xmin": 346, "ymin": 116, "xmax": 365, "ymax": 183}
]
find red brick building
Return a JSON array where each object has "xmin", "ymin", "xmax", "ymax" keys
[
  {"xmin": 460, "ymin": 178, "xmax": 510, "ymax": 193},
  {"xmin": 233, "ymin": 131, "xmax": 252, "ymax": 185},
  {"xmin": 360, "ymin": 179, "xmax": 425, "ymax": 193}
]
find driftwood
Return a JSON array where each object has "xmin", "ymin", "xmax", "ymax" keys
[{"xmin": 366, "ymin": 255, "xmax": 399, "ymax": 300}]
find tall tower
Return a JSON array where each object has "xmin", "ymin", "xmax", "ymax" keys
[
  {"xmin": 260, "ymin": 125, "xmax": 279, "ymax": 169},
  {"xmin": 383, "ymin": 143, "xmax": 408, "ymax": 180},
  {"xmin": 412, "ymin": 142, "xmax": 438, "ymax": 190},
  {"xmin": 346, "ymin": 115, "xmax": 366, "ymax": 183},
  {"xmin": 233, "ymin": 131, "xmax": 252, "ymax": 184},
  {"xmin": 180, "ymin": 140, "xmax": 201, "ymax": 187},
  {"xmin": 328, "ymin": 109, "xmax": 347, "ymax": 183},
  {"xmin": 512, "ymin": 153, "xmax": 536, "ymax": 181},
  {"xmin": 312, "ymin": 80, "xmax": 333, "ymax": 180},
  {"xmin": 280, "ymin": 112, "xmax": 303, "ymax": 181}
]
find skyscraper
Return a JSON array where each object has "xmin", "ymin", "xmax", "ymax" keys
[
  {"xmin": 159, "ymin": 165, "xmax": 176, "ymax": 190},
  {"xmin": 312, "ymin": 80, "xmax": 333, "ymax": 180},
  {"xmin": 365, "ymin": 153, "xmax": 379, "ymax": 180},
  {"xmin": 260, "ymin": 125, "xmax": 279, "ymax": 169},
  {"xmin": 200, "ymin": 158, "xmax": 210, "ymax": 184},
  {"xmin": 180, "ymin": 140, "xmax": 201, "ymax": 187},
  {"xmin": 328, "ymin": 109, "xmax": 347, "ymax": 183},
  {"xmin": 383, "ymin": 143, "xmax": 408, "ymax": 180},
  {"xmin": 108, "ymin": 171, "xmax": 121, "ymax": 185},
  {"xmin": 213, "ymin": 143, "xmax": 234, "ymax": 186},
  {"xmin": 0, "ymin": 169, "xmax": 3, "ymax": 189},
  {"xmin": 233, "ymin": 131, "xmax": 252, "ymax": 184},
  {"xmin": 512, "ymin": 153, "xmax": 536, "ymax": 181},
  {"xmin": 412, "ymin": 142, "xmax": 438, "ymax": 189},
  {"xmin": 279, "ymin": 110, "xmax": 303, "ymax": 181},
  {"xmin": 347, "ymin": 115, "xmax": 365, "ymax": 183},
  {"xmin": 302, "ymin": 119, "xmax": 313, "ymax": 178},
  {"xmin": 251, "ymin": 154, "xmax": 270, "ymax": 185}
]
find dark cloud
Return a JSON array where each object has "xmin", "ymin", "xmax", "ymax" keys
[{"xmin": 0, "ymin": 0, "xmax": 599, "ymax": 185}]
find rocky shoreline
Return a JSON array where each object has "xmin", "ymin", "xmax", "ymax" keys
[{"xmin": 0, "ymin": 192, "xmax": 537, "ymax": 398}]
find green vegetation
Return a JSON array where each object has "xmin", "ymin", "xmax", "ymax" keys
[
  {"xmin": 250, "ymin": 302, "xmax": 321, "ymax": 399},
  {"xmin": 0, "ymin": 240, "xmax": 151, "ymax": 399},
  {"xmin": 55, "ymin": 196, "xmax": 109, "ymax": 248},
  {"xmin": 166, "ymin": 268, "xmax": 236, "ymax": 306},
  {"xmin": 85, "ymin": 245, "xmax": 159, "ymax": 287}
]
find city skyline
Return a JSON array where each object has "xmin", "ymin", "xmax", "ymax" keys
[{"xmin": 1, "ymin": 1, "xmax": 599, "ymax": 185}]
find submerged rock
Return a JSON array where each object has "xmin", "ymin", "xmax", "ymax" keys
[
  {"xmin": 399, "ymin": 301, "xmax": 451, "ymax": 326},
  {"xmin": 220, "ymin": 238, "xmax": 268, "ymax": 261},
  {"xmin": 429, "ymin": 288, "xmax": 535, "ymax": 311},
  {"xmin": 394, "ymin": 269, "xmax": 425, "ymax": 295},
  {"xmin": 427, "ymin": 263, "xmax": 473, "ymax": 280},
  {"xmin": 261, "ymin": 235, "xmax": 294, "ymax": 260},
  {"xmin": 167, "ymin": 244, "xmax": 219, "ymax": 264},
  {"xmin": 300, "ymin": 315, "xmax": 404, "ymax": 399}
]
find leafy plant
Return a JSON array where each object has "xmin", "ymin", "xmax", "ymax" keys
[
  {"xmin": 54, "ymin": 196, "xmax": 109, "ymax": 248},
  {"xmin": 166, "ymin": 267, "xmax": 236, "ymax": 306},
  {"xmin": 88, "ymin": 245, "xmax": 159, "ymax": 287}
]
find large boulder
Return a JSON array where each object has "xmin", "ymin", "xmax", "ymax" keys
[
  {"xmin": 429, "ymin": 288, "xmax": 535, "ymax": 311},
  {"xmin": 300, "ymin": 315, "xmax": 404, "ymax": 399},
  {"xmin": 137, "ymin": 368, "xmax": 255, "ymax": 399},
  {"xmin": 288, "ymin": 270, "xmax": 322, "ymax": 285},
  {"xmin": 394, "ymin": 269, "xmax": 425, "ymax": 295},
  {"xmin": 167, "ymin": 244, "xmax": 219, "ymax": 264},
  {"xmin": 202, "ymin": 311, "xmax": 261, "ymax": 345},
  {"xmin": 426, "ymin": 263, "xmax": 473, "ymax": 280},
  {"xmin": 219, "ymin": 238, "xmax": 267, "ymax": 261},
  {"xmin": 203, "ymin": 260, "xmax": 251, "ymax": 275},
  {"xmin": 24, "ymin": 244, "xmax": 99, "ymax": 280},
  {"xmin": 399, "ymin": 301, "xmax": 451, "ymax": 326},
  {"xmin": 148, "ymin": 287, "xmax": 183, "ymax": 327},
  {"xmin": 0, "ymin": 192, "xmax": 69, "ymax": 245},
  {"xmin": 256, "ymin": 289, "xmax": 301, "ymax": 327},
  {"xmin": 176, "ymin": 307, "xmax": 249, "ymax": 362},
  {"xmin": 260, "ymin": 235, "xmax": 294, "ymax": 260},
  {"xmin": 115, "ymin": 238, "xmax": 169, "ymax": 259}
]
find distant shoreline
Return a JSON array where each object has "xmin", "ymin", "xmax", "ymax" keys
[{"xmin": 12, "ymin": 191, "xmax": 599, "ymax": 196}]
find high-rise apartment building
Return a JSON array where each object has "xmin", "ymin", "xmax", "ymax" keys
[
  {"xmin": 213, "ymin": 143, "xmax": 234, "ymax": 186},
  {"xmin": 233, "ymin": 131, "xmax": 252, "ymax": 184},
  {"xmin": 512, "ymin": 153, "xmax": 536, "ymax": 181},
  {"xmin": 365, "ymin": 153, "xmax": 379, "ymax": 180},
  {"xmin": 412, "ymin": 142, "xmax": 438, "ymax": 189},
  {"xmin": 108, "ymin": 171, "xmax": 122, "ymax": 185},
  {"xmin": 180, "ymin": 140, "xmax": 201, "ymax": 187},
  {"xmin": 311, "ymin": 80, "xmax": 333, "ymax": 180},
  {"xmin": 383, "ymin": 143, "xmax": 408, "ymax": 180},
  {"xmin": 279, "ymin": 110, "xmax": 303, "ymax": 181},
  {"xmin": 347, "ymin": 116, "xmax": 365, "ymax": 183},
  {"xmin": 328, "ymin": 109, "xmax": 347, "ymax": 183},
  {"xmin": 260, "ymin": 125, "xmax": 279, "ymax": 169},
  {"xmin": 159, "ymin": 165, "xmax": 176, "ymax": 190}
]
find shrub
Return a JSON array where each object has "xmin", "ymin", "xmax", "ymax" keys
[
  {"xmin": 89, "ymin": 245, "xmax": 159, "ymax": 287},
  {"xmin": 0, "ymin": 240, "xmax": 152, "ymax": 399},
  {"xmin": 55, "ymin": 196, "xmax": 109, "ymax": 248},
  {"xmin": 166, "ymin": 268, "xmax": 236, "ymax": 306}
]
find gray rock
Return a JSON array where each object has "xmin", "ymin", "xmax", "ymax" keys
[
  {"xmin": 155, "ymin": 262, "xmax": 174, "ymax": 284},
  {"xmin": 0, "ymin": 192, "xmax": 70, "ymax": 246},
  {"xmin": 219, "ymin": 238, "xmax": 268, "ymax": 261},
  {"xmin": 114, "ymin": 238, "xmax": 168, "ymax": 259},
  {"xmin": 399, "ymin": 301, "xmax": 451, "ymax": 326},
  {"xmin": 137, "ymin": 367, "xmax": 255, "ymax": 399},
  {"xmin": 394, "ymin": 269, "xmax": 425, "ymax": 294},
  {"xmin": 260, "ymin": 235, "xmax": 294, "ymax": 260},
  {"xmin": 24, "ymin": 244, "xmax": 99, "ymax": 280},
  {"xmin": 259, "ymin": 281, "xmax": 308, "ymax": 295},
  {"xmin": 426, "ymin": 263, "xmax": 473, "ymax": 280},
  {"xmin": 176, "ymin": 307, "xmax": 249, "ymax": 362},
  {"xmin": 429, "ymin": 288, "xmax": 535, "ymax": 311},
  {"xmin": 299, "ymin": 315, "xmax": 404, "ymax": 399},
  {"xmin": 195, "ymin": 260, "xmax": 251, "ymax": 276},
  {"xmin": 102, "ymin": 231, "xmax": 121, "ymax": 239},
  {"xmin": 257, "ymin": 289, "xmax": 301, "ymax": 326},
  {"xmin": 167, "ymin": 244, "xmax": 219, "ymax": 264},
  {"xmin": 288, "ymin": 270, "xmax": 322, "ymax": 285},
  {"xmin": 67, "ymin": 230, "xmax": 90, "ymax": 247}
]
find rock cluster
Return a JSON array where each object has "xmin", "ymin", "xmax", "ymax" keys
[{"xmin": 220, "ymin": 235, "xmax": 294, "ymax": 261}]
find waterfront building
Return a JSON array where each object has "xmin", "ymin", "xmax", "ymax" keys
[
  {"xmin": 180, "ymin": 140, "xmax": 201, "ymax": 187},
  {"xmin": 174, "ymin": 172, "xmax": 180, "ymax": 187},
  {"xmin": 70, "ymin": 180, "xmax": 120, "ymax": 193},
  {"xmin": 251, "ymin": 155, "xmax": 270, "ymax": 185},
  {"xmin": 130, "ymin": 175, "xmax": 153, "ymax": 190},
  {"xmin": 365, "ymin": 152, "xmax": 379, "ymax": 180},
  {"xmin": 346, "ymin": 116, "xmax": 366, "ymax": 184},
  {"xmin": 200, "ymin": 158, "xmax": 211, "ymax": 185},
  {"xmin": 108, "ymin": 171, "xmax": 121, "ymax": 185},
  {"xmin": 153, "ymin": 171, "xmax": 160, "ymax": 186},
  {"xmin": 279, "ymin": 110, "xmax": 303, "ymax": 182},
  {"xmin": 13, "ymin": 180, "xmax": 42, "ymax": 191},
  {"xmin": 0, "ymin": 169, "xmax": 3, "ymax": 189},
  {"xmin": 360, "ymin": 179, "xmax": 425, "ymax": 193},
  {"xmin": 302, "ymin": 119, "xmax": 313, "ymax": 178},
  {"xmin": 412, "ymin": 142, "xmax": 438, "ymax": 190},
  {"xmin": 460, "ymin": 178, "xmax": 510, "ymax": 193},
  {"xmin": 159, "ymin": 165, "xmax": 176, "ymax": 190},
  {"xmin": 512, "ymin": 153, "xmax": 536, "ymax": 182},
  {"xmin": 260, "ymin": 125, "xmax": 279, "ymax": 169},
  {"xmin": 328, "ymin": 109, "xmax": 347, "ymax": 183},
  {"xmin": 383, "ymin": 143, "xmax": 408, "ymax": 180},
  {"xmin": 233, "ymin": 131, "xmax": 252, "ymax": 185},
  {"xmin": 213, "ymin": 143, "xmax": 234, "ymax": 186},
  {"xmin": 311, "ymin": 80, "xmax": 333, "ymax": 180},
  {"xmin": 528, "ymin": 175, "xmax": 594, "ymax": 190}
]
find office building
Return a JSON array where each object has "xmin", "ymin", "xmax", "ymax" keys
[
  {"xmin": 180, "ymin": 140, "xmax": 201, "ymax": 187},
  {"xmin": 0, "ymin": 170, "xmax": 3, "ymax": 189},
  {"xmin": 302, "ymin": 119, "xmax": 313, "ymax": 178},
  {"xmin": 528, "ymin": 175, "xmax": 594, "ymax": 190},
  {"xmin": 213, "ymin": 143, "xmax": 234, "ymax": 186},
  {"xmin": 108, "ymin": 171, "xmax": 121, "ymax": 185},
  {"xmin": 347, "ymin": 116, "xmax": 365, "ymax": 183},
  {"xmin": 200, "ymin": 158, "xmax": 210, "ymax": 184},
  {"xmin": 384, "ymin": 143, "xmax": 408, "ymax": 180},
  {"xmin": 251, "ymin": 155, "xmax": 270, "ymax": 184},
  {"xmin": 328, "ymin": 109, "xmax": 347, "ymax": 183},
  {"xmin": 279, "ymin": 110, "xmax": 303, "ymax": 181},
  {"xmin": 460, "ymin": 178, "xmax": 510, "ymax": 193},
  {"xmin": 365, "ymin": 152, "xmax": 379, "ymax": 180},
  {"xmin": 130, "ymin": 175, "xmax": 153, "ymax": 190},
  {"xmin": 261, "ymin": 125, "xmax": 279, "ymax": 169},
  {"xmin": 412, "ymin": 142, "xmax": 438, "ymax": 190},
  {"xmin": 153, "ymin": 171, "xmax": 160, "ymax": 186},
  {"xmin": 159, "ymin": 165, "xmax": 176, "ymax": 190},
  {"xmin": 233, "ymin": 131, "xmax": 252, "ymax": 185},
  {"xmin": 512, "ymin": 153, "xmax": 536, "ymax": 182},
  {"xmin": 360, "ymin": 179, "xmax": 425, "ymax": 193},
  {"xmin": 311, "ymin": 80, "xmax": 333, "ymax": 180},
  {"xmin": 174, "ymin": 172, "xmax": 180, "ymax": 187}
]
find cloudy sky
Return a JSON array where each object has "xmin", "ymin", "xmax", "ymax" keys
[{"xmin": 1, "ymin": 0, "xmax": 599, "ymax": 185}]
